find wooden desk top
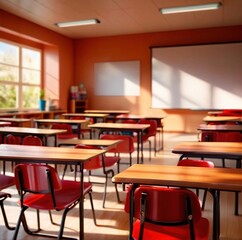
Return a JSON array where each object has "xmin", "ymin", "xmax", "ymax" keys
[
  {"xmin": 0, "ymin": 118, "xmax": 31, "ymax": 123},
  {"xmin": 85, "ymin": 110, "xmax": 130, "ymax": 115},
  {"xmin": 88, "ymin": 122, "xmax": 150, "ymax": 131},
  {"xmin": 34, "ymin": 118, "xmax": 88, "ymax": 124},
  {"xmin": 203, "ymin": 116, "xmax": 242, "ymax": 122},
  {"xmin": 115, "ymin": 114, "xmax": 166, "ymax": 120},
  {"xmin": 0, "ymin": 126, "xmax": 66, "ymax": 135},
  {"xmin": 172, "ymin": 141, "xmax": 242, "ymax": 158},
  {"xmin": 112, "ymin": 164, "xmax": 242, "ymax": 192},
  {"xmin": 0, "ymin": 144, "xmax": 106, "ymax": 164},
  {"xmin": 198, "ymin": 124, "xmax": 242, "ymax": 131},
  {"xmin": 58, "ymin": 139, "xmax": 122, "ymax": 149},
  {"xmin": 0, "ymin": 122, "xmax": 11, "ymax": 126},
  {"xmin": 63, "ymin": 113, "xmax": 109, "ymax": 118}
]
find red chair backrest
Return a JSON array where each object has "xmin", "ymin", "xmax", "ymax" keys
[
  {"xmin": 75, "ymin": 144, "xmax": 103, "ymax": 170},
  {"xmin": 5, "ymin": 134, "xmax": 21, "ymax": 145},
  {"xmin": 22, "ymin": 135, "xmax": 43, "ymax": 146},
  {"xmin": 125, "ymin": 185, "xmax": 202, "ymax": 223},
  {"xmin": 70, "ymin": 116, "xmax": 94, "ymax": 124},
  {"xmin": 52, "ymin": 123, "xmax": 73, "ymax": 134},
  {"xmin": 138, "ymin": 119, "xmax": 157, "ymax": 137},
  {"xmin": 14, "ymin": 164, "xmax": 62, "ymax": 193},
  {"xmin": 177, "ymin": 159, "xmax": 214, "ymax": 168},
  {"xmin": 100, "ymin": 134, "xmax": 135, "ymax": 154}
]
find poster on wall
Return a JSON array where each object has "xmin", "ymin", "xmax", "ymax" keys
[{"xmin": 94, "ymin": 60, "xmax": 140, "ymax": 96}]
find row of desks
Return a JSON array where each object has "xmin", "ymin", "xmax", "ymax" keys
[
  {"xmin": 0, "ymin": 144, "xmax": 106, "ymax": 240},
  {"xmin": 113, "ymin": 141, "xmax": 242, "ymax": 240}
]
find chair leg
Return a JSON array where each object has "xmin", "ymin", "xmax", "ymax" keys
[
  {"xmin": 103, "ymin": 174, "xmax": 108, "ymax": 208},
  {"xmin": 88, "ymin": 191, "xmax": 97, "ymax": 225},
  {"xmin": 0, "ymin": 194, "xmax": 15, "ymax": 230},
  {"xmin": 12, "ymin": 206, "xmax": 28, "ymax": 240},
  {"xmin": 103, "ymin": 171, "xmax": 120, "ymax": 208}
]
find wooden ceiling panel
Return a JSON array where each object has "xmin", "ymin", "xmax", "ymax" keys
[{"xmin": 0, "ymin": 0, "xmax": 242, "ymax": 39}]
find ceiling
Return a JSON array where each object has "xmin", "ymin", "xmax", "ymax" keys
[{"xmin": 1, "ymin": 0, "xmax": 242, "ymax": 39}]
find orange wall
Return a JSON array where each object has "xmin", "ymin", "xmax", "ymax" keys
[
  {"xmin": 74, "ymin": 26, "xmax": 242, "ymax": 132},
  {"xmin": 0, "ymin": 10, "xmax": 74, "ymax": 110},
  {"xmin": 1, "ymin": 9, "xmax": 242, "ymax": 132}
]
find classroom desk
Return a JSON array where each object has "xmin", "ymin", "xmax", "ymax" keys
[
  {"xmin": 0, "ymin": 144, "xmax": 106, "ymax": 240},
  {"xmin": 34, "ymin": 118, "xmax": 88, "ymax": 139},
  {"xmin": 0, "ymin": 121, "xmax": 11, "ymax": 127},
  {"xmin": 171, "ymin": 141, "xmax": 242, "ymax": 166},
  {"xmin": 62, "ymin": 113, "xmax": 109, "ymax": 123},
  {"xmin": 198, "ymin": 124, "xmax": 242, "ymax": 142},
  {"xmin": 115, "ymin": 114, "xmax": 165, "ymax": 151},
  {"xmin": 203, "ymin": 116, "xmax": 242, "ymax": 124},
  {"xmin": 88, "ymin": 123, "xmax": 150, "ymax": 164},
  {"xmin": 112, "ymin": 164, "xmax": 242, "ymax": 240},
  {"xmin": 58, "ymin": 138, "xmax": 122, "ymax": 150},
  {"xmin": 0, "ymin": 127, "xmax": 66, "ymax": 146},
  {"xmin": 198, "ymin": 123, "xmax": 242, "ymax": 131},
  {"xmin": 84, "ymin": 110, "xmax": 130, "ymax": 122},
  {"xmin": 0, "ymin": 118, "xmax": 32, "ymax": 127},
  {"xmin": 172, "ymin": 141, "xmax": 242, "ymax": 215}
]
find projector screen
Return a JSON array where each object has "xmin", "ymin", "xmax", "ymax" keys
[{"xmin": 151, "ymin": 42, "xmax": 242, "ymax": 109}]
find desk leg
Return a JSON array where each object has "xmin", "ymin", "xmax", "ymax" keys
[
  {"xmin": 209, "ymin": 189, "xmax": 220, "ymax": 240},
  {"xmin": 79, "ymin": 163, "xmax": 84, "ymax": 240},
  {"xmin": 140, "ymin": 131, "xmax": 144, "ymax": 164},
  {"xmin": 136, "ymin": 131, "xmax": 140, "ymax": 164}
]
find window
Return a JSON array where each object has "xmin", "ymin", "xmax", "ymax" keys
[{"xmin": 0, "ymin": 40, "xmax": 42, "ymax": 111}]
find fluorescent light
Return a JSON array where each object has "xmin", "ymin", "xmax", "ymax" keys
[
  {"xmin": 160, "ymin": 2, "xmax": 221, "ymax": 14},
  {"xmin": 56, "ymin": 19, "xmax": 100, "ymax": 28}
]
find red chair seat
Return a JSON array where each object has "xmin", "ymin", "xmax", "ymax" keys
[{"xmin": 22, "ymin": 181, "xmax": 92, "ymax": 210}]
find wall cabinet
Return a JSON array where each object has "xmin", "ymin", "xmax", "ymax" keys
[{"xmin": 69, "ymin": 100, "xmax": 87, "ymax": 113}]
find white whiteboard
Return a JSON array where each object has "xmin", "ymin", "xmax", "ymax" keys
[
  {"xmin": 94, "ymin": 61, "xmax": 140, "ymax": 96},
  {"xmin": 152, "ymin": 43, "xmax": 242, "ymax": 109}
]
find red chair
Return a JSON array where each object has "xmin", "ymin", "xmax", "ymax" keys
[
  {"xmin": 51, "ymin": 123, "xmax": 77, "ymax": 139},
  {"xmin": 0, "ymin": 174, "xmax": 15, "ymax": 230},
  {"xmin": 22, "ymin": 135, "xmax": 43, "ymax": 146},
  {"xmin": 100, "ymin": 134, "xmax": 135, "ymax": 169},
  {"xmin": 133, "ymin": 119, "xmax": 157, "ymax": 161},
  {"xmin": 13, "ymin": 164, "xmax": 96, "ymax": 239},
  {"xmin": 4, "ymin": 134, "xmax": 21, "ymax": 173},
  {"xmin": 177, "ymin": 159, "xmax": 214, "ymax": 210},
  {"xmin": 70, "ymin": 116, "xmax": 92, "ymax": 138},
  {"xmin": 125, "ymin": 185, "xmax": 209, "ymax": 240},
  {"xmin": 5, "ymin": 134, "xmax": 21, "ymax": 145},
  {"xmin": 75, "ymin": 144, "xmax": 120, "ymax": 208}
]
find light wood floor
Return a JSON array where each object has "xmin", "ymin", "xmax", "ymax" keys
[{"xmin": 1, "ymin": 133, "xmax": 242, "ymax": 239}]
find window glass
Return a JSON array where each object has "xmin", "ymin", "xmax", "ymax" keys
[
  {"xmin": 0, "ymin": 42, "xmax": 19, "ymax": 65},
  {"xmin": 0, "ymin": 84, "xmax": 17, "ymax": 109},
  {"xmin": 0, "ymin": 40, "xmax": 41, "ymax": 111}
]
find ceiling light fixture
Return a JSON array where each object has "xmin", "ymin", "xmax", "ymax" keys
[
  {"xmin": 56, "ymin": 19, "xmax": 100, "ymax": 28},
  {"xmin": 160, "ymin": 2, "xmax": 221, "ymax": 14}
]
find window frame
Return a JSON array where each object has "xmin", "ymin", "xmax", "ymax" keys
[{"xmin": 0, "ymin": 39, "xmax": 42, "ymax": 112}]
